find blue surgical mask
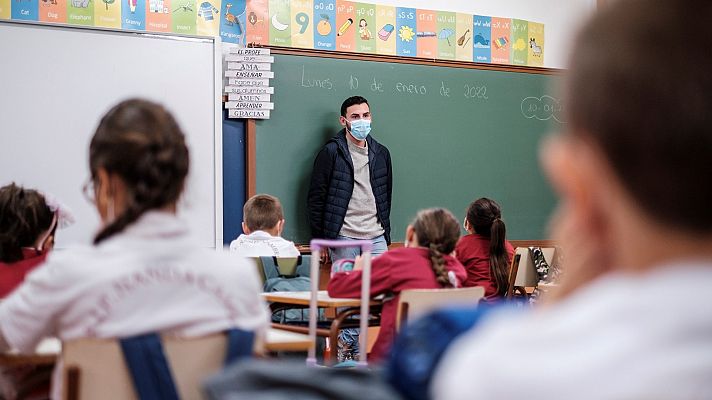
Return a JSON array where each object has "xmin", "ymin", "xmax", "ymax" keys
[{"xmin": 348, "ymin": 119, "xmax": 371, "ymax": 140}]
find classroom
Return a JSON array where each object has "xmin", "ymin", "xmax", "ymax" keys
[{"xmin": 2, "ymin": 0, "xmax": 712, "ymax": 398}]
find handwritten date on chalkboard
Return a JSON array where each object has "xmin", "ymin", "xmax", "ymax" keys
[{"xmin": 298, "ymin": 65, "xmax": 491, "ymax": 102}]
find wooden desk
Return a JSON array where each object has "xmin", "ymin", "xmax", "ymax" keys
[
  {"xmin": 263, "ymin": 291, "xmax": 382, "ymax": 364},
  {"xmin": 0, "ymin": 338, "xmax": 59, "ymax": 367}
]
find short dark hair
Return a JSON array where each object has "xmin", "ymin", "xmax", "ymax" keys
[
  {"xmin": 0, "ymin": 183, "xmax": 53, "ymax": 263},
  {"xmin": 243, "ymin": 194, "xmax": 284, "ymax": 231},
  {"xmin": 340, "ymin": 96, "xmax": 369, "ymax": 117},
  {"xmin": 566, "ymin": 0, "xmax": 712, "ymax": 233}
]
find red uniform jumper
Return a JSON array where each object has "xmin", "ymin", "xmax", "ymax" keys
[
  {"xmin": 0, "ymin": 248, "xmax": 48, "ymax": 298},
  {"xmin": 327, "ymin": 247, "xmax": 467, "ymax": 361},
  {"xmin": 455, "ymin": 233, "xmax": 514, "ymax": 301}
]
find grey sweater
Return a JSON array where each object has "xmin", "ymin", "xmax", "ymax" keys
[{"xmin": 339, "ymin": 140, "xmax": 385, "ymax": 239}]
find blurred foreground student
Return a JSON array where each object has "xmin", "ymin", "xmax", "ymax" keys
[
  {"xmin": 229, "ymin": 194, "xmax": 299, "ymax": 257},
  {"xmin": 0, "ymin": 184, "xmax": 56, "ymax": 298},
  {"xmin": 0, "ymin": 99, "xmax": 268, "ymax": 395},
  {"xmin": 455, "ymin": 198, "xmax": 514, "ymax": 301},
  {"xmin": 328, "ymin": 208, "xmax": 466, "ymax": 362},
  {"xmin": 433, "ymin": 1, "xmax": 712, "ymax": 398}
]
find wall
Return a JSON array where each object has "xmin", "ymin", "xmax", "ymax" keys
[{"xmin": 372, "ymin": 0, "xmax": 596, "ymax": 69}]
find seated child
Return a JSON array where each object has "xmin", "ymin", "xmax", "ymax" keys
[
  {"xmin": 0, "ymin": 184, "xmax": 72, "ymax": 298},
  {"xmin": 455, "ymin": 198, "xmax": 515, "ymax": 301},
  {"xmin": 0, "ymin": 99, "xmax": 268, "ymax": 397},
  {"xmin": 229, "ymin": 194, "xmax": 299, "ymax": 257},
  {"xmin": 328, "ymin": 208, "xmax": 466, "ymax": 362}
]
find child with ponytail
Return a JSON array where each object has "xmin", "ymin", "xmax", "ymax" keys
[
  {"xmin": 328, "ymin": 208, "xmax": 467, "ymax": 362},
  {"xmin": 456, "ymin": 198, "xmax": 514, "ymax": 301}
]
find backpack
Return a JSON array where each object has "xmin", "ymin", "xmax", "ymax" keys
[
  {"xmin": 385, "ymin": 304, "xmax": 503, "ymax": 400},
  {"xmin": 261, "ymin": 256, "xmax": 312, "ymax": 323}
]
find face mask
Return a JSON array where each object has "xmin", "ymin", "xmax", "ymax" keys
[{"xmin": 348, "ymin": 119, "xmax": 371, "ymax": 140}]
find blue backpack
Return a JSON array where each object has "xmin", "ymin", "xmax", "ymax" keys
[
  {"xmin": 261, "ymin": 256, "xmax": 311, "ymax": 323},
  {"xmin": 385, "ymin": 304, "xmax": 503, "ymax": 400}
]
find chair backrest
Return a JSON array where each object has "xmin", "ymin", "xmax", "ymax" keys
[
  {"xmin": 506, "ymin": 247, "xmax": 556, "ymax": 298},
  {"xmin": 62, "ymin": 332, "xmax": 250, "ymax": 400},
  {"xmin": 395, "ymin": 287, "xmax": 486, "ymax": 332}
]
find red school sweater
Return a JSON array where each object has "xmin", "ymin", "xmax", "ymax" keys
[
  {"xmin": 0, "ymin": 248, "xmax": 48, "ymax": 298},
  {"xmin": 327, "ymin": 247, "xmax": 467, "ymax": 362},
  {"xmin": 455, "ymin": 233, "xmax": 514, "ymax": 301}
]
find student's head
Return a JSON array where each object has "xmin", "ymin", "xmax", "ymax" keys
[
  {"xmin": 242, "ymin": 194, "xmax": 285, "ymax": 236},
  {"xmin": 544, "ymin": 0, "xmax": 712, "ymax": 274},
  {"xmin": 88, "ymin": 99, "xmax": 189, "ymax": 244},
  {"xmin": 406, "ymin": 208, "xmax": 460, "ymax": 288},
  {"xmin": 464, "ymin": 198, "xmax": 509, "ymax": 297},
  {"xmin": 0, "ymin": 183, "xmax": 56, "ymax": 263}
]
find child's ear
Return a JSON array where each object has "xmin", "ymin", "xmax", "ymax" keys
[
  {"xmin": 241, "ymin": 221, "xmax": 251, "ymax": 234},
  {"xmin": 277, "ymin": 219, "xmax": 285, "ymax": 235},
  {"xmin": 405, "ymin": 225, "xmax": 416, "ymax": 247}
]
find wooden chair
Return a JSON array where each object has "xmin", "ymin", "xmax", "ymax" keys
[
  {"xmin": 395, "ymin": 287, "xmax": 486, "ymax": 332},
  {"xmin": 506, "ymin": 247, "xmax": 557, "ymax": 299},
  {"xmin": 62, "ymin": 332, "xmax": 261, "ymax": 400}
]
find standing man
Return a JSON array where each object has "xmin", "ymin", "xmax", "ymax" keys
[
  {"xmin": 308, "ymin": 96, "xmax": 392, "ymax": 261},
  {"xmin": 308, "ymin": 95, "xmax": 392, "ymax": 361}
]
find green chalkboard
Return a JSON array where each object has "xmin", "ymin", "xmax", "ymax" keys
[{"xmin": 253, "ymin": 51, "xmax": 564, "ymax": 244}]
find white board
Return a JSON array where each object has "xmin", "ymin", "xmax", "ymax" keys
[{"xmin": 0, "ymin": 21, "xmax": 222, "ymax": 248}]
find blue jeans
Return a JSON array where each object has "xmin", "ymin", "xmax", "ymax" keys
[
  {"xmin": 330, "ymin": 234, "xmax": 387, "ymax": 361},
  {"xmin": 329, "ymin": 234, "xmax": 387, "ymax": 262}
]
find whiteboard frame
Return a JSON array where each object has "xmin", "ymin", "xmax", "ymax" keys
[{"xmin": 0, "ymin": 20, "xmax": 224, "ymax": 249}]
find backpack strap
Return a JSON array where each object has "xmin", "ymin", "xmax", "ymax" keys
[
  {"xmin": 224, "ymin": 328, "xmax": 255, "ymax": 366},
  {"xmin": 120, "ymin": 333, "xmax": 180, "ymax": 400}
]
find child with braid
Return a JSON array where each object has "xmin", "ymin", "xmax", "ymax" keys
[
  {"xmin": 328, "ymin": 208, "xmax": 466, "ymax": 362},
  {"xmin": 0, "ymin": 99, "xmax": 268, "ymax": 396}
]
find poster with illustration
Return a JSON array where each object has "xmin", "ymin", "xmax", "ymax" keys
[
  {"xmin": 472, "ymin": 15, "xmax": 490, "ymax": 63},
  {"xmin": 454, "ymin": 13, "xmax": 472, "ymax": 62},
  {"xmin": 290, "ymin": 0, "xmax": 313, "ymax": 48},
  {"xmin": 0, "ymin": 0, "xmax": 9, "ymax": 19},
  {"xmin": 415, "ymin": 9, "xmax": 435, "ymax": 58},
  {"xmin": 95, "ymin": 0, "xmax": 121, "ymax": 28},
  {"xmin": 268, "ymin": 0, "xmax": 290, "ymax": 45},
  {"xmin": 122, "ymin": 0, "xmax": 145, "ymax": 29},
  {"xmin": 196, "ymin": 0, "xmax": 221, "ymax": 35},
  {"xmin": 335, "ymin": 0, "xmax": 354, "ymax": 52},
  {"xmin": 395, "ymin": 7, "xmax": 415, "ymax": 57},
  {"xmin": 245, "ymin": 0, "xmax": 266, "ymax": 43},
  {"xmin": 354, "ymin": 2, "xmax": 374, "ymax": 53},
  {"xmin": 435, "ymin": 11, "xmax": 455, "ymax": 60},
  {"xmin": 527, "ymin": 21, "xmax": 544, "ymax": 66},
  {"xmin": 511, "ymin": 19, "xmax": 528, "ymax": 65},
  {"xmin": 12, "ymin": 0, "xmax": 38, "ymax": 21},
  {"xmin": 67, "ymin": 0, "xmax": 93, "ymax": 25},
  {"xmin": 490, "ymin": 17, "xmax": 510, "ymax": 64},
  {"xmin": 220, "ymin": 0, "xmax": 246, "ymax": 44},
  {"xmin": 146, "ymin": 0, "xmax": 171, "ymax": 31},
  {"xmin": 374, "ymin": 4, "xmax": 395, "ymax": 55},
  {"xmin": 313, "ymin": 0, "xmax": 335, "ymax": 50},
  {"xmin": 171, "ymin": 0, "xmax": 196, "ymax": 34},
  {"xmin": 40, "ymin": 0, "xmax": 67, "ymax": 23}
]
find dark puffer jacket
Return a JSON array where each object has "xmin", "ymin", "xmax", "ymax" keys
[{"xmin": 307, "ymin": 130, "xmax": 392, "ymax": 244}]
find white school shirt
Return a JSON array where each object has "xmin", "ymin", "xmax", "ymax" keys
[
  {"xmin": 229, "ymin": 230, "xmax": 300, "ymax": 257},
  {"xmin": 432, "ymin": 261, "xmax": 712, "ymax": 400},
  {"xmin": 0, "ymin": 211, "xmax": 269, "ymax": 353}
]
